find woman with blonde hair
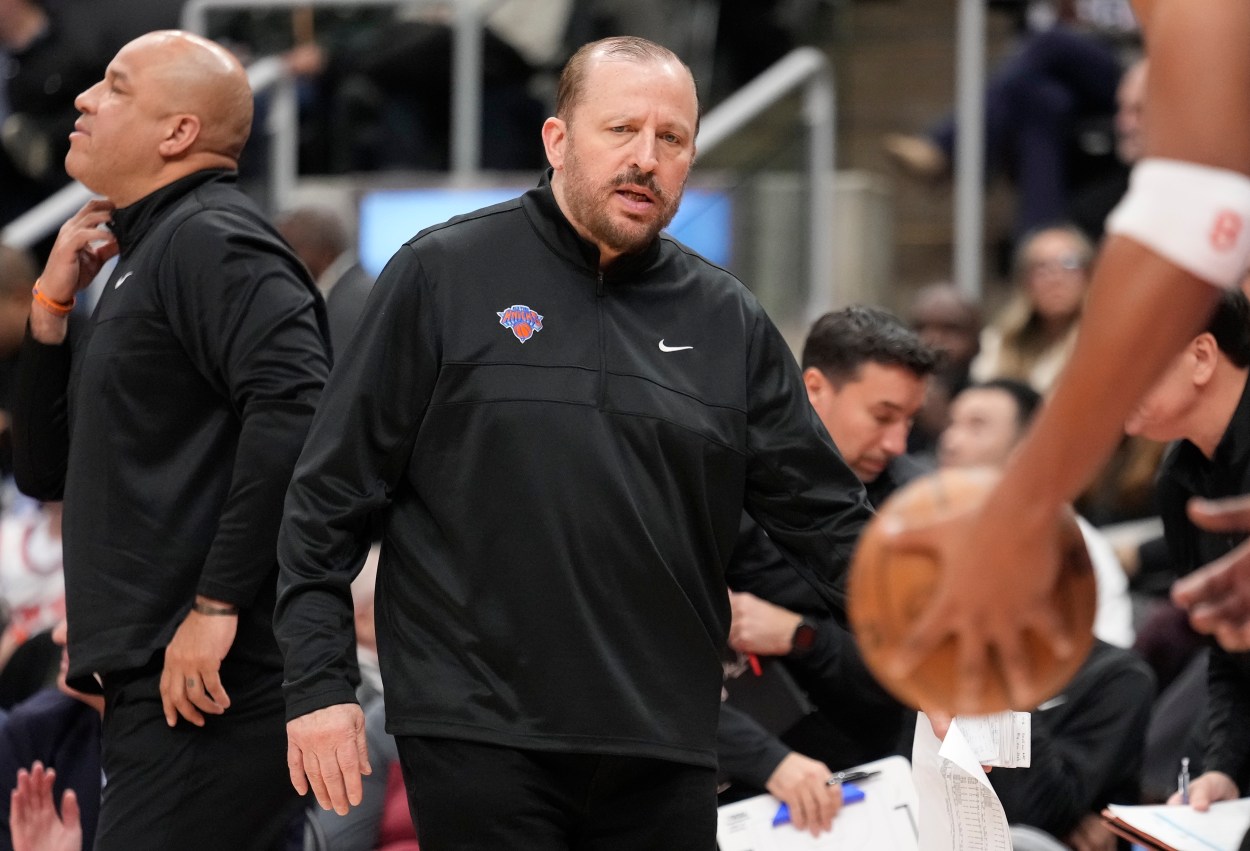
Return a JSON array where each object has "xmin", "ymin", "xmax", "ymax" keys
[{"xmin": 972, "ymin": 224, "xmax": 1096, "ymax": 393}]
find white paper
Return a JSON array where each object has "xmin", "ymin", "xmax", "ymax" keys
[
  {"xmin": 955, "ymin": 712, "xmax": 1031, "ymax": 768},
  {"xmin": 912, "ymin": 713, "xmax": 1013, "ymax": 851},
  {"xmin": 716, "ymin": 755, "xmax": 919, "ymax": 851},
  {"xmin": 1105, "ymin": 799, "xmax": 1250, "ymax": 851}
]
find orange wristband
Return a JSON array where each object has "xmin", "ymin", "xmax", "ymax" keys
[{"xmin": 31, "ymin": 280, "xmax": 75, "ymax": 317}]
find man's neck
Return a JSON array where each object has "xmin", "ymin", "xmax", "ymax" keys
[
  {"xmin": 108, "ymin": 157, "xmax": 236, "ymax": 209},
  {"xmin": 1191, "ymin": 365, "xmax": 1250, "ymax": 459}
]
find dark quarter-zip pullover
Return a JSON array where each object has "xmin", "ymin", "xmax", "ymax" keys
[
  {"xmin": 14, "ymin": 169, "xmax": 330, "ymax": 687},
  {"xmin": 276, "ymin": 173, "xmax": 871, "ymax": 768}
]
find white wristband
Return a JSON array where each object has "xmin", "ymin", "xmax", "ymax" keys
[{"xmin": 1106, "ymin": 158, "xmax": 1250, "ymax": 289}]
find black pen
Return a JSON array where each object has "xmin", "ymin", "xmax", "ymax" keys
[{"xmin": 826, "ymin": 769, "xmax": 881, "ymax": 787}]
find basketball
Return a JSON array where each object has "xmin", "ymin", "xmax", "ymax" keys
[{"xmin": 848, "ymin": 466, "xmax": 1097, "ymax": 714}]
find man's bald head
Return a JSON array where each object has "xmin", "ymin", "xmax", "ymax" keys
[
  {"xmin": 67, "ymin": 30, "xmax": 255, "ymax": 204},
  {"xmin": 125, "ymin": 30, "xmax": 253, "ymax": 161}
]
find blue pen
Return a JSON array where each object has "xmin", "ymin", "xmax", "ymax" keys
[{"xmin": 772, "ymin": 783, "xmax": 865, "ymax": 827}]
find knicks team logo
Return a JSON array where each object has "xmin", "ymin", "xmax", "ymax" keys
[{"xmin": 497, "ymin": 304, "xmax": 544, "ymax": 343}]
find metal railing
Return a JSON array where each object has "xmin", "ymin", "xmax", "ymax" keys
[
  {"xmin": 697, "ymin": 47, "xmax": 837, "ymax": 318},
  {"xmin": 181, "ymin": 0, "xmax": 495, "ymax": 181},
  {"xmin": 954, "ymin": 0, "xmax": 987, "ymax": 300}
]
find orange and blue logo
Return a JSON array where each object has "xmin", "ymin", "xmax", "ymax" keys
[{"xmin": 497, "ymin": 304, "xmax": 544, "ymax": 343}]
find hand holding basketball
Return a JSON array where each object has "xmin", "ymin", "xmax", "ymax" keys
[{"xmin": 848, "ymin": 467, "xmax": 1096, "ymax": 715}]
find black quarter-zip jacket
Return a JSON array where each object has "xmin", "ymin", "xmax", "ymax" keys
[
  {"xmin": 13, "ymin": 170, "xmax": 331, "ymax": 687},
  {"xmin": 276, "ymin": 173, "xmax": 871, "ymax": 768},
  {"xmin": 1157, "ymin": 374, "xmax": 1250, "ymax": 790}
]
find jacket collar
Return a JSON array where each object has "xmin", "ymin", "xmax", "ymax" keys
[
  {"xmin": 1209, "ymin": 372, "xmax": 1250, "ymax": 473},
  {"xmin": 521, "ymin": 169, "xmax": 663, "ymax": 282},
  {"xmin": 110, "ymin": 169, "xmax": 234, "ymax": 253},
  {"xmin": 1168, "ymin": 371, "xmax": 1250, "ymax": 496}
]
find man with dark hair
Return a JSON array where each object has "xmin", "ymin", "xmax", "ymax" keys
[
  {"xmin": 797, "ymin": 305, "xmax": 939, "ymax": 496},
  {"xmin": 276, "ymin": 35, "xmax": 870, "ymax": 850},
  {"xmin": 720, "ymin": 306, "xmax": 936, "ymax": 835},
  {"xmin": 938, "ymin": 378, "xmax": 1042, "ymax": 471},
  {"xmin": 802, "ymin": 304, "xmax": 939, "ymax": 384},
  {"xmin": 1124, "ymin": 288, "xmax": 1250, "ymax": 812}
]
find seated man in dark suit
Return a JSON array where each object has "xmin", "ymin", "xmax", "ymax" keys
[
  {"xmin": 719, "ymin": 306, "xmax": 937, "ymax": 835},
  {"xmin": 1126, "ymin": 289, "xmax": 1250, "ymax": 811}
]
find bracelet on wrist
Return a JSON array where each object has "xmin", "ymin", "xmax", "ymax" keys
[
  {"xmin": 31, "ymin": 280, "xmax": 76, "ymax": 317},
  {"xmin": 192, "ymin": 600, "xmax": 239, "ymax": 616}
]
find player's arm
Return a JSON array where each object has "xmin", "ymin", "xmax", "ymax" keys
[
  {"xmin": 995, "ymin": 0, "xmax": 1250, "ymax": 547},
  {"xmin": 890, "ymin": 0, "xmax": 1250, "ymax": 713}
]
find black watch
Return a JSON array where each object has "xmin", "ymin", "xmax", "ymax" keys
[{"xmin": 790, "ymin": 617, "xmax": 818, "ymax": 658}]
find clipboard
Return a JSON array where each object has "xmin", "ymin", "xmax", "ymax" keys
[
  {"xmin": 717, "ymin": 755, "xmax": 918, "ymax": 850},
  {"xmin": 1100, "ymin": 810, "xmax": 1181, "ymax": 851},
  {"xmin": 1100, "ymin": 800, "xmax": 1250, "ymax": 851}
]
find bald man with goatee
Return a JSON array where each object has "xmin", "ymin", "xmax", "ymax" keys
[{"xmin": 10, "ymin": 30, "xmax": 331, "ymax": 851}]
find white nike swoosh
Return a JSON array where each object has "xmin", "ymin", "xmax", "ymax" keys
[
  {"xmin": 1037, "ymin": 695, "xmax": 1068, "ymax": 711},
  {"xmin": 114, "ymin": 271, "xmax": 133, "ymax": 289},
  {"xmin": 658, "ymin": 339, "xmax": 693, "ymax": 352}
]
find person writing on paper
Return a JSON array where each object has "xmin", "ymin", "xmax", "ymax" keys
[
  {"xmin": 721, "ymin": 306, "xmax": 937, "ymax": 836},
  {"xmin": 887, "ymin": 0, "xmax": 1250, "ymax": 715},
  {"xmin": 1123, "ymin": 289, "xmax": 1250, "ymax": 812}
]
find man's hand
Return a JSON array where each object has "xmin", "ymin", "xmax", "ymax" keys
[
  {"xmin": 286, "ymin": 703, "xmax": 372, "ymax": 815},
  {"xmin": 921, "ymin": 711, "xmax": 991, "ymax": 773},
  {"xmin": 11, "ymin": 761, "xmax": 83, "ymax": 851},
  {"xmin": 728, "ymin": 592, "xmax": 803, "ymax": 657},
  {"xmin": 1065, "ymin": 813, "xmax": 1115, "ymax": 851},
  {"xmin": 1167, "ymin": 770, "xmax": 1238, "ymax": 812},
  {"xmin": 883, "ymin": 493, "xmax": 1076, "ymax": 715},
  {"xmin": 765, "ymin": 752, "xmax": 842, "ymax": 837},
  {"xmin": 1172, "ymin": 496, "xmax": 1250, "ymax": 650},
  {"xmin": 159, "ymin": 596, "xmax": 237, "ymax": 727},
  {"xmin": 924, "ymin": 709, "xmax": 952, "ymax": 741},
  {"xmin": 31, "ymin": 199, "xmax": 118, "ymax": 344}
]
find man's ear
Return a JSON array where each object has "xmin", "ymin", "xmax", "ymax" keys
[
  {"xmin": 541, "ymin": 117, "xmax": 567, "ymax": 171},
  {"xmin": 159, "ymin": 114, "xmax": 201, "ymax": 158},
  {"xmin": 803, "ymin": 366, "xmax": 829, "ymax": 406},
  {"xmin": 1191, "ymin": 332, "xmax": 1220, "ymax": 386}
]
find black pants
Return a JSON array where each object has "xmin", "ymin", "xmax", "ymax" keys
[
  {"xmin": 396, "ymin": 737, "xmax": 718, "ymax": 851},
  {"xmin": 94, "ymin": 653, "xmax": 301, "ymax": 851}
]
